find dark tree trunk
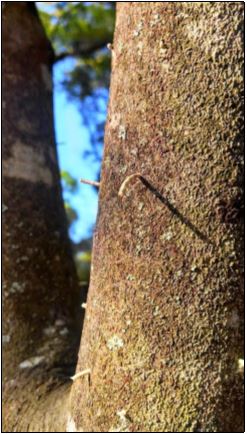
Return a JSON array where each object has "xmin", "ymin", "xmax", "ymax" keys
[
  {"xmin": 70, "ymin": 3, "xmax": 244, "ymax": 432},
  {"xmin": 3, "ymin": 3, "xmax": 81, "ymax": 431}
]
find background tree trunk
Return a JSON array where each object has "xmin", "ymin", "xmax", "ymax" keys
[
  {"xmin": 3, "ymin": 3, "xmax": 82, "ymax": 431},
  {"xmin": 70, "ymin": 3, "xmax": 244, "ymax": 432}
]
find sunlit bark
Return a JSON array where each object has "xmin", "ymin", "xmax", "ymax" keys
[{"xmin": 70, "ymin": 3, "xmax": 244, "ymax": 432}]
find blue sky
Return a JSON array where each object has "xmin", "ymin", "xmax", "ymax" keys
[{"xmin": 53, "ymin": 59, "xmax": 105, "ymax": 242}]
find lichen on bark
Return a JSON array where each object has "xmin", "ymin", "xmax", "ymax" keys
[{"xmin": 70, "ymin": 3, "xmax": 244, "ymax": 432}]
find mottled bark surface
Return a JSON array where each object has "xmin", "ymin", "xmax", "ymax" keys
[
  {"xmin": 3, "ymin": 3, "xmax": 81, "ymax": 431},
  {"xmin": 70, "ymin": 3, "xmax": 244, "ymax": 432}
]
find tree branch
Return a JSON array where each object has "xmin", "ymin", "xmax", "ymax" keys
[{"xmin": 53, "ymin": 39, "xmax": 109, "ymax": 63}]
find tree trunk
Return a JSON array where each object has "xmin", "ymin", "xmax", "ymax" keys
[
  {"xmin": 3, "ymin": 3, "xmax": 81, "ymax": 431},
  {"xmin": 70, "ymin": 3, "xmax": 244, "ymax": 432}
]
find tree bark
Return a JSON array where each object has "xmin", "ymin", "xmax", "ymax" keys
[
  {"xmin": 3, "ymin": 3, "xmax": 81, "ymax": 431},
  {"xmin": 70, "ymin": 3, "xmax": 244, "ymax": 432}
]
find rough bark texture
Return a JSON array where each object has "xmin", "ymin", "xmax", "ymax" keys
[
  {"xmin": 70, "ymin": 3, "xmax": 244, "ymax": 432},
  {"xmin": 3, "ymin": 3, "xmax": 81, "ymax": 431}
]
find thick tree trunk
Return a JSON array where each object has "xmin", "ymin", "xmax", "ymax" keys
[
  {"xmin": 70, "ymin": 3, "xmax": 244, "ymax": 432},
  {"xmin": 3, "ymin": 3, "xmax": 81, "ymax": 431}
]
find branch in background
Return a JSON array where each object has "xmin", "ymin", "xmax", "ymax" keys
[{"xmin": 53, "ymin": 39, "xmax": 110, "ymax": 63}]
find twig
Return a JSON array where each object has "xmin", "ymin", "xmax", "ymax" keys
[
  {"xmin": 118, "ymin": 173, "xmax": 142, "ymax": 197},
  {"xmin": 53, "ymin": 39, "xmax": 109, "ymax": 63},
  {"xmin": 70, "ymin": 368, "xmax": 91, "ymax": 382},
  {"xmin": 80, "ymin": 178, "xmax": 100, "ymax": 188}
]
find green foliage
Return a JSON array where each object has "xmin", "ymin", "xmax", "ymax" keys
[
  {"xmin": 63, "ymin": 53, "xmax": 111, "ymax": 99},
  {"xmin": 38, "ymin": 1, "xmax": 115, "ymax": 101},
  {"xmin": 38, "ymin": 1, "xmax": 115, "ymax": 160},
  {"xmin": 64, "ymin": 201, "xmax": 78, "ymax": 226},
  {"xmin": 61, "ymin": 170, "xmax": 78, "ymax": 192},
  {"xmin": 38, "ymin": 8, "xmax": 55, "ymax": 36},
  {"xmin": 39, "ymin": 2, "xmax": 115, "ymax": 56},
  {"xmin": 75, "ymin": 251, "xmax": 91, "ymax": 284}
]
